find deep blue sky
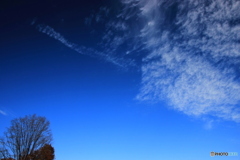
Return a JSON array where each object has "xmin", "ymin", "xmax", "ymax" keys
[{"xmin": 1, "ymin": 0, "xmax": 240, "ymax": 160}]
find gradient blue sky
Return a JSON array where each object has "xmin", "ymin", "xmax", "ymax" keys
[{"xmin": 0, "ymin": 0, "xmax": 240, "ymax": 160}]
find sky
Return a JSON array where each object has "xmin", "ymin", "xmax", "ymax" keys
[{"xmin": 0, "ymin": 0, "xmax": 240, "ymax": 160}]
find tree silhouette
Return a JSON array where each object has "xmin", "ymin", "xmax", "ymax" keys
[{"xmin": 0, "ymin": 114, "xmax": 53, "ymax": 160}]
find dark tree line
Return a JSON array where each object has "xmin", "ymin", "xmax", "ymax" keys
[{"xmin": 0, "ymin": 114, "xmax": 54, "ymax": 160}]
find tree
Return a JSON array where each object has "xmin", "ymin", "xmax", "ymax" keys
[
  {"xmin": 27, "ymin": 144, "xmax": 54, "ymax": 160},
  {"xmin": 0, "ymin": 114, "xmax": 53, "ymax": 160}
]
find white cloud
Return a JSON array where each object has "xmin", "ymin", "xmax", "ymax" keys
[
  {"xmin": 0, "ymin": 110, "xmax": 7, "ymax": 116},
  {"xmin": 119, "ymin": 0, "xmax": 240, "ymax": 122},
  {"xmin": 137, "ymin": 48, "xmax": 240, "ymax": 122},
  {"xmin": 176, "ymin": 0, "xmax": 240, "ymax": 60},
  {"xmin": 37, "ymin": 24, "xmax": 77, "ymax": 49},
  {"xmin": 36, "ymin": 0, "xmax": 240, "ymax": 122},
  {"xmin": 36, "ymin": 24, "xmax": 134, "ymax": 68},
  {"xmin": 79, "ymin": 0, "xmax": 240, "ymax": 122}
]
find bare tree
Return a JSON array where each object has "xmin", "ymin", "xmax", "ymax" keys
[
  {"xmin": 0, "ymin": 114, "xmax": 53, "ymax": 160},
  {"xmin": 0, "ymin": 140, "xmax": 11, "ymax": 160}
]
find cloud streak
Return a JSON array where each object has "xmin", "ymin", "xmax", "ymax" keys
[
  {"xmin": 0, "ymin": 110, "xmax": 7, "ymax": 116},
  {"xmin": 36, "ymin": 24, "xmax": 135, "ymax": 68}
]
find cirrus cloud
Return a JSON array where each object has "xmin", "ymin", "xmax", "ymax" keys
[
  {"xmin": 36, "ymin": 0, "xmax": 240, "ymax": 122},
  {"xmin": 129, "ymin": 0, "xmax": 240, "ymax": 122},
  {"xmin": 0, "ymin": 110, "xmax": 7, "ymax": 116}
]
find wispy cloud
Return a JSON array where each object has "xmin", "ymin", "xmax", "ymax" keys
[
  {"xmin": 35, "ymin": 0, "xmax": 240, "ymax": 123},
  {"xmin": 116, "ymin": 0, "xmax": 240, "ymax": 122},
  {"xmin": 85, "ymin": 6, "xmax": 110, "ymax": 26},
  {"xmin": 85, "ymin": 4, "xmax": 144, "ymax": 61},
  {"xmin": 36, "ymin": 24, "xmax": 135, "ymax": 68},
  {"xmin": 203, "ymin": 118, "xmax": 214, "ymax": 130},
  {"xmin": 0, "ymin": 110, "xmax": 7, "ymax": 116}
]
